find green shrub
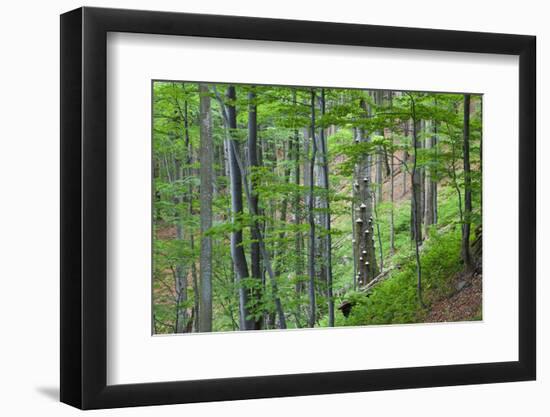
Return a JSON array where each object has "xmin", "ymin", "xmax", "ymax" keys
[{"xmin": 337, "ymin": 228, "xmax": 462, "ymax": 327}]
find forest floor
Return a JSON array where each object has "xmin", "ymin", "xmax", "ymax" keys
[{"xmin": 424, "ymin": 271, "xmax": 482, "ymax": 323}]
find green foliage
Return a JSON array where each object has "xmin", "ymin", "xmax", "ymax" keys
[
  {"xmin": 152, "ymin": 81, "xmax": 483, "ymax": 334},
  {"xmin": 338, "ymin": 227, "xmax": 463, "ymax": 326}
]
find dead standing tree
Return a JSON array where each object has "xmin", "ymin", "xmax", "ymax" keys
[{"xmin": 353, "ymin": 97, "xmax": 379, "ymax": 287}]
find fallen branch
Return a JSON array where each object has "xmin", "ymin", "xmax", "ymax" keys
[
  {"xmin": 360, "ymin": 268, "xmax": 393, "ymax": 292},
  {"xmin": 335, "ymin": 266, "xmax": 396, "ymax": 298}
]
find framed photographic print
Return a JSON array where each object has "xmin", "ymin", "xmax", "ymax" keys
[{"xmin": 60, "ymin": 6, "xmax": 536, "ymax": 410}]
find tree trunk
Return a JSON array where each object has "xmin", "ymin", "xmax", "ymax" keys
[
  {"xmin": 402, "ymin": 121, "xmax": 409, "ymax": 196},
  {"xmin": 409, "ymin": 96, "xmax": 424, "ymax": 307},
  {"xmin": 319, "ymin": 89, "xmax": 334, "ymax": 327},
  {"xmin": 225, "ymin": 130, "xmax": 287, "ymax": 329},
  {"xmin": 275, "ymin": 140, "xmax": 291, "ymax": 325},
  {"xmin": 184, "ymin": 93, "xmax": 200, "ymax": 332},
  {"xmin": 307, "ymin": 89, "xmax": 317, "ymax": 328},
  {"xmin": 354, "ymin": 98, "xmax": 379, "ymax": 287},
  {"xmin": 226, "ymin": 86, "xmax": 254, "ymax": 330},
  {"xmin": 389, "ymin": 141, "xmax": 396, "ymax": 254},
  {"xmin": 433, "ymin": 120, "xmax": 439, "ymax": 224},
  {"xmin": 198, "ymin": 84, "xmax": 213, "ymax": 332},
  {"xmin": 375, "ymin": 91, "xmax": 384, "ymax": 204},
  {"xmin": 212, "ymin": 86, "xmax": 286, "ymax": 329},
  {"xmin": 292, "ymin": 90, "xmax": 304, "ymax": 326},
  {"xmin": 247, "ymin": 89, "xmax": 263, "ymax": 330},
  {"xmin": 387, "ymin": 93, "xmax": 396, "ymax": 255},
  {"xmin": 174, "ymin": 219, "xmax": 188, "ymax": 333},
  {"xmin": 462, "ymin": 94, "xmax": 473, "ymax": 271},
  {"xmin": 424, "ymin": 120, "xmax": 437, "ymax": 235},
  {"xmin": 419, "ymin": 120, "xmax": 426, "ymax": 227},
  {"xmin": 410, "ymin": 119, "xmax": 423, "ymax": 243}
]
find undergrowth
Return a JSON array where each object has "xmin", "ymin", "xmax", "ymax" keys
[{"xmin": 327, "ymin": 184, "xmax": 472, "ymax": 327}]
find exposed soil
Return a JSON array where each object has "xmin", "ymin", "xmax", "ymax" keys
[{"xmin": 425, "ymin": 271, "xmax": 482, "ymax": 323}]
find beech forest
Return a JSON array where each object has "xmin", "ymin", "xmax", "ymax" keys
[{"xmin": 152, "ymin": 81, "xmax": 482, "ymax": 334}]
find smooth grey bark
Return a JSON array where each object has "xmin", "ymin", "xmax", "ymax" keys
[
  {"xmin": 198, "ymin": 84, "xmax": 213, "ymax": 332},
  {"xmin": 247, "ymin": 89, "xmax": 263, "ymax": 330},
  {"xmin": 303, "ymin": 124, "xmax": 312, "ymax": 316},
  {"xmin": 174, "ymin": 162, "xmax": 188, "ymax": 333},
  {"xmin": 226, "ymin": 137, "xmax": 288, "ymax": 329},
  {"xmin": 183, "ymin": 91, "xmax": 200, "ymax": 332},
  {"xmin": 462, "ymin": 94, "xmax": 473, "ymax": 271},
  {"xmin": 290, "ymin": 90, "xmax": 304, "ymax": 327},
  {"xmin": 292, "ymin": 91, "xmax": 305, "ymax": 292},
  {"xmin": 446, "ymin": 121, "xmax": 465, "ymax": 234},
  {"xmin": 433, "ymin": 120, "xmax": 439, "ymax": 224},
  {"xmin": 372, "ymin": 91, "xmax": 384, "ymax": 272},
  {"xmin": 410, "ymin": 118, "xmax": 423, "ymax": 243},
  {"xmin": 307, "ymin": 89, "xmax": 317, "ymax": 328},
  {"xmin": 389, "ymin": 136, "xmax": 396, "ymax": 255},
  {"xmin": 388, "ymin": 93, "xmax": 396, "ymax": 255},
  {"xmin": 373, "ymin": 189, "xmax": 384, "ymax": 272},
  {"xmin": 419, "ymin": 120, "xmax": 426, "ymax": 226},
  {"xmin": 225, "ymin": 86, "xmax": 254, "ymax": 330},
  {"xmin": 424, "ymin": 119, "xmax": 438, "ymax": 234},
  {"xmin": 375, "ymin": 91, "xmax": 384, "ymax": 204},
  {"xmin": 319, "ymin": 89, "xmax": 334, "ymax": 327},
  {"xmin": 169, "ymin": 86, "xmax": 190, "ymax": 333},
  {"xmin": 409, "ymin": 95, "xmax": 424, "ymax": 307},
  {"xmin": 174, "ymin": 238, "xmax": 188, "ymax": 332},
  {"xmin": 274, "ymin": 141, "xmax": 291, "ymax": 326},
  {"xmin": 214, "ymin": 86, "xmax": 286, "ymax": 329},
  {"xmin": 190, "ymin": 234, "xmax": 200, "ymax": 332}
]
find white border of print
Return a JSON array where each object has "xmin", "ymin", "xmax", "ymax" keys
[{"xmin": 106, "ymin": 32, "xmax": 518, "ymax": 385}]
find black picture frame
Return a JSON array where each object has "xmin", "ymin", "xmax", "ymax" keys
[{"xmin": 60, "ymin": 6, "xmax": 536, "ymax": 410}]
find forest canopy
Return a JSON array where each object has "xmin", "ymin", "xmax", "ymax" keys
[{"xmin": 152, "ymin": 81, "xmax": 482, "ymax": 334}]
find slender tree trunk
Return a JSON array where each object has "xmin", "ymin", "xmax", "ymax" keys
[
  {"xmin": 386, "ymin": 92, "xmax": 396, "ymax": 255},
  {"xmin": 226, "ymin": 86, "xmax": 254, "ymax": 330},
  {"xmin": 375, "ymin": 91, "xmax": 384, "ymax": 204},
  {"xmin": 409, "ymin": 96, "xmax": 424, "ymax": 307},
  {"xmin": 433, "ymin": 120, "xmax": 438, "ymax": 225},
  {"xmin": 401, "ymin": 121, "xmax": 410, "ymax": 197},
  {"xmin": 410, "ymin": 119, "xmax": 423, "ymax": 243},
  {"xmin": 198, "ymin": 84, "xmax": 213, "ymax": 332},
  {"xmin": 173, "ymin": 154, "xmax": 189, "ymax": 333},
  {"xmin": 313, "ymin": 132, "xmax": 326, "ymax": 291},
  {"xmin": 292, "ymin": 91, "xmax": 304, "ymax": 327},
  {"xmin": 184, "ymin": 93, "xmax": 200, "ymax": 332},
  {"xmin": 352, "ymin": 200, "xmax": 358, "ymax": 290},
  {"xmin": 319, "ymin": 89, "xmax": 334, "ymax": 327},
  {"xmin": 479, "ymin": 97, "xmax": 483, "ymax": 211},
  {"xmin": 226, "ymin": 136, "xmax": 288, "ymax": 329},
  {"xmin": 190, "ymin": 234, "xmax": 199, "ymax": 332},
  {"xmin": 424, "ymin": 120, "xmax": 437, "ymax": 235},
  {"xmin": 307, "ymin": 89, "xmax": 317, "ymax": 328},
  {"xmin": 352, "ymin": 134, "xmax": 358, "ymax": 290},
  {"xmin": 169, "ymin": 86, "xmax": 190, "ymax": 333},
  {"xmin": 419, "ymin": 120, "xmax": 426, "ymax": 227},
  {"xmin": 373, "ymin": 189, "xmax": 384, "ymax": 272},
  {"xmin": 462, "ymin": 94, "xmax": 473, "ymax": 271},
  {"xmin": 390, "ymin": 144, "xmax": 395, "ymax": 254},
  {"xmin": 213, "ymin": 86, "xmax": 286, "ymax": 329},
  {"xmin": 174, "ymin": 219, "xmax": 188, "ymax": 333},
  {"xmin": 247, "ymin": 89, "xmax": 263, "ymax": 330},
  {"xmin": 275, "ymin": 142, "xmax": 291, "ymax": 316},
  {"xmin": 372, "ymin": 91, "xmax": 384, "ymax": 271}
]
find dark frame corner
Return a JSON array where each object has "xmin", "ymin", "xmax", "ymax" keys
[{"xmin": 60, "ymin": 6, "xmax": 536, "ymax": 410}]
